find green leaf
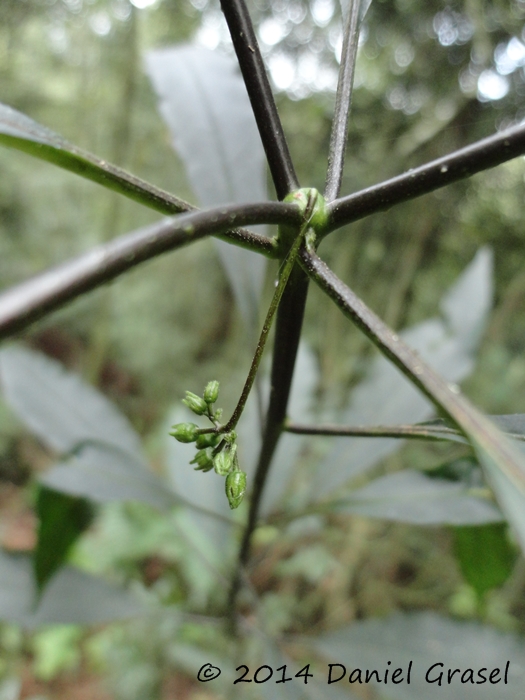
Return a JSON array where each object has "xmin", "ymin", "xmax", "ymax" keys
[
  {"xmin": 330, "ymin": 470, "xmax": 503, "ymax": 525},
  {"xmin": 0, "ymin": 345, "xmax": 143, "ymax": 456},
  {"xmin": 34, "ymin": 487, "xmax": 94, "ymax": 594},
  {"xmin": 40, "ymin": 442, "xmax": 178, "ymax": 511},
  {"xmin": 311, "ymin": 612, "xmax": 525, "ymax": 700},
  {"xmin": 0, "ymin": 551, "xmax": 142, "ymax": 627},
  {"xmin": 0, "ymin": 102, "xmax": 190, "ymax": 215},
  {"xmin": 145, "ymin": 45, "xmax": 267, "ymax": 328},
  {"xmin": 453, "ymin": 523, "xmax": 516, "ymax": 599}
]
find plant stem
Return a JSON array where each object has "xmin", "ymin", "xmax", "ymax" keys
[
  {"xmin": 223, "ymin": 197, "xmax": 316, "ymax": 433},
  {"xmin": 0, "ymin": 201, "xmax": 300, "ymax": 341},
  {"xmin": 324, "ymin": 0, "xmax": 362, "ymax": 202},
  {"xmin": 226, "ymin": 213, "xmax": 319, "ymax": 630},
  {"xmin": 219, "ymin": 0, "xmax": 299, "ymax": 199},
  {"xmin": 285, "ymin": 421, "xmax": 462, "ymax": 441},
  {"xmin": 326, "ymin": 122, "xmax": 525, "ymax": 233},
  {"xmin": 299, "ymin": 242, "xmax": 525, "ymax": 496}
]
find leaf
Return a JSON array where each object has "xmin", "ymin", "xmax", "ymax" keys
[
  {"xmin": 0, "ymin": 550, "xmax": 142, "ymax": 627},
  {"xmin": 39, "ymin": 442, "xmax": 178, "ymax": 511},
  {"xmin": 471, "ymin": 438, "xmax": 525, "ymax": 554},
  {"xmin": 313, "ymin": 248, "xmax": 493, "ymax": 496},
  {"xmin": 329, "ymin": 471, "xmax": 503, "ymax": 525},
  {"xmin": 453, "ymin": 523, "xmax": 516, "ymax": 599},
  {"xmin": 145, "ymin": 45, "xmax": 267, "ymax": 327},
  {"xmin": 34, "ymin": 487, "xmax": 94, "ymax": 594},
  {"xmin": 311, "ymin": 612, "xmax": 525, "ymax": 700},
  {"xmin": 0, "ymin": 345, "xmax": 143, "ymax": 456},
  {"xmin": 0, "ymin": 102, "xmax": 189, "ymax": 214}
]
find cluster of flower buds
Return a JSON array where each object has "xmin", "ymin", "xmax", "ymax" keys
[{"xmin": 169, "ymin": 381, "xmax": 247, "ymax": 509}]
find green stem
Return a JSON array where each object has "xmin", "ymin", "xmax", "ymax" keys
[{"xmin": 222, "ymin": 193, "xmax": 317, "ymax": 433}]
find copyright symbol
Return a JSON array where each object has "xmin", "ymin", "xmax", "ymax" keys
[{"xmin": 197, "ymin": 663, "xmax": 221, "ymax": 682}]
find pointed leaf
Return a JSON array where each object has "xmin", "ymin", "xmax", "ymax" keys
[
  {"xmin": 0, "ymin": 102, "xmax": 189, "ymax": 214},
  {"xmin": 0, "ymin": 345, "xmax": 143, "ymax": 456},
  {"xmin": 34, "ymin": 487, "xmax": 94, "ymax": 594},
  {"xmin": 312, "ymin": 612, "xmax": 525, "ymax": 700},
  {"xmin": 39, "ymin": 442, "xmax": 178, "ymax": 511},
  {"xmin": 329, "ymin": 470, "xmax": 503, "ymax": 525},
  {"xmin": 453, "ymin": 523, "xmax": 516, "ymax": 598},
  {"xmin": 0, "ymin": 551, "xmax": 142, "ymax": 627},
  {"xmin": 145, "ymin": 45, "xmax": 267, "ymax": 326}
]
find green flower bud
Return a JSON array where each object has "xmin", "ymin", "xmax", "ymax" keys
[
  {"xmin": 225, "ymin": 470, "xmax": 247, "ymax": 509},
  {"xmin": 214, "ymin": 444, "xmax": 236, "ymax": 476},
  {"xmin": 195, "ymin": 431, "xmax": 220, "ymax": 449},
  {"xmin": 182, "ymin": 391, "xmax": 208, "ymax": 415},
  {"xmin": 203, "ymin": 380, "xmax": 220, "ymax": 404},
  {"xmin": 169, "ymin": 422, "xmax": 199, "ymax": 443},
  {"xmin": 191, "ymin": 448, "xmax": 214, "ymax": 472}
]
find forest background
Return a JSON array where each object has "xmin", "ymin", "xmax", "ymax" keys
[{"xmin": 1, "ymin": 0, "xmax": 525, "ymax": 698}]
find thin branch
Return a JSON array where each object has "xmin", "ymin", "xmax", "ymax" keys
[
  {"xmin": 324, "ymin": 0, "xmax": 362, "ymax": 202},
  {"xmin": 219, "ymin": 0, "xmax": 299, "ymax": 199},
  {"xmin": 226, "ymin": 264, "xmax": 309, "ymax": 629},
  {"xmin": 326, "ymin": 122, "xmax": 525, "ymax": 232},
  {"xmin": 0, "ymin": 202, "xmax": 300, "ymax": 341},
  {"xmin": 285, "ymin": 421, "xmax": 462, "ymax": 441},
  {"xmin": 299, "ymin": 243, "xmax": 525, "ymax": 492},
  {"xmin": 223, "ymin": 193, "xmax": 317, "ymax": 433}
]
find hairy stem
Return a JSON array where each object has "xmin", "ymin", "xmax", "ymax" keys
[{"xmin": 223, "ymin": 206, "xmax": 315, "ymax": 433}]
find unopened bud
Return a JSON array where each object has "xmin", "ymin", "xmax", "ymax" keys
[
  {"xmin": 169, "ymin": 422, "xmax": 199, "ymax": 443},
  {"xmin": 225, "ymin": 470, "xmax": 247, "ymax": 509},
  {"xmin": 191, "ymin": 448, "xmax": 214, "ymax": 472},
  {"xmin": 195, "ymin": 431, "xmax": 220, "ymax": 449},
  {"xmin": 182, "ymin": 391, "xmax": 208, "ymax": 416},
  {"xmin": 214, "ymin": 444, "xmax": 236, "ymax": 476},
  {"xmin": 204, "ymin": 380, "xmax": 220, "ymax": 404}
]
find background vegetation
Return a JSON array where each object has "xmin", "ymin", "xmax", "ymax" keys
[{"xmin": 1, "ymin": 0, "xmax": 525, "ymax": 698}]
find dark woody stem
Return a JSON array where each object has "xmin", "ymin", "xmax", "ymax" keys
[
  {"xmin": 0, "ymin": 201, "xmax": 300, "ymax": 342},
  {"xmin": 219, "ymin": 0, "xmax": 299, "ymax": 199},
  {"xmin": 326, "ymin": 122, "xmax": 525, "ymax": 233}
]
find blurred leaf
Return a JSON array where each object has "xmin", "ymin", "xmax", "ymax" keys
[
  {"xmin": 145, "ymin": 45, "xmax": 267, "ymax": 327},
  {"xmin": 0, "ymin": 345, "xmax": 143, "ymax": 456},
  {"xmin": 314, "ymin": 248, "xmax": 493, "ymax": 496},
  {"xmin": 0, "ymin": 551, "xmax": 142, "ymax": 627},
  {"xmin": 40, "ymin": 442, "xmax": 178, "ymax": 511},
  {"xmin": 329, "ymin": 471, "xmax": 503, "ymax": 525},
  {"xmin": 453, "ymin": 523, "xmax": 516, "ymax": 599},
  {"xmin": 34, "ymin": 486, "xmax": 94, "ymax": 594},
  {"xmin": 0, "ymin": 102, "xmax": 189, "ymax": 213},
  {"xmin": 312, "ymin": 612, "xmax": 525, "ymax": 700},
  {"xmin": 470, "ymin": 441, "xmax": 525, "ymax": 556}
]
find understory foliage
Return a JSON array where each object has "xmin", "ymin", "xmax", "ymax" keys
[{"xmin": 1, "ymin": 1, "xmax": 525, "ymax": 699}]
